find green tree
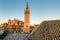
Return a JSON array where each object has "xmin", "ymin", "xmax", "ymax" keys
[{"xmin": 0, "ymin": 31, "xmax": 7, "ymax": 40}]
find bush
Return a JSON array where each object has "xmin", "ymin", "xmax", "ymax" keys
[{"xmin": 0, "ymin": 31, "xmax": 7, "ymax": 39}]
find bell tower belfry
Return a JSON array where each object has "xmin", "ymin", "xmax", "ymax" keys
[{"xmin": 24, "ymin": 3, "xmax": 30, "ymax": 33}]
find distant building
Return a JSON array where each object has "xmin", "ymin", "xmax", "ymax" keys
[
  {"xmin": 0, "ymin": 23, "xmax": 8, "ymax": 32},
  {"xmin": 24, "ymin": 3, "xmax": 30, "ymax": 33},
  {"xmin": 7, "ymin": 18, "xmax": 24, "ymax": 32},
  {"xmin": 29, "ymin": 24, "xmax": 39, "ymax": 33},
  {"xmin": 30, "ymin": 25, "xmax": 34, "ymax": 33},
  {"xmin": 34, "ymin": 24, "xmax": 39, "ymax": 29},
  {"xmin": 0, "ymin": 3, "xmax": 31, "ymax": 33},
  {"xmin": 8, "ymin": 18, "xmax": 19, "ymax": 26}
]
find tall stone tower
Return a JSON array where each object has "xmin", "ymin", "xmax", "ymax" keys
[{"xmin": 24, "ymin": 3, "xmax": 30, "ymax": 33}]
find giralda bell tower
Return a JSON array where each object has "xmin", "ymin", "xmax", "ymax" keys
[{"xmin": 24, "ymin": 3, "xmax": 30, "ymax": 33}]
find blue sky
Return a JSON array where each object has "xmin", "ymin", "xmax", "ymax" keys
[{"xmin": 0, "ymin": 0, "xmax": 60, "ymax": 25}]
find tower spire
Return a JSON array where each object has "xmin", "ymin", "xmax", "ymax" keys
[
  {"xmin": 26, "ymin": 2, "xmax": 29, "ymax": 9},
  {"xmin": 24, "ymin": 3, "xmax": 30, "ymax": 33}
]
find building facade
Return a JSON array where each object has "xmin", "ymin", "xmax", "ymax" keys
[{"xmin": 7, "ymin": 18, "xmax": 24, "ymax": 32}]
